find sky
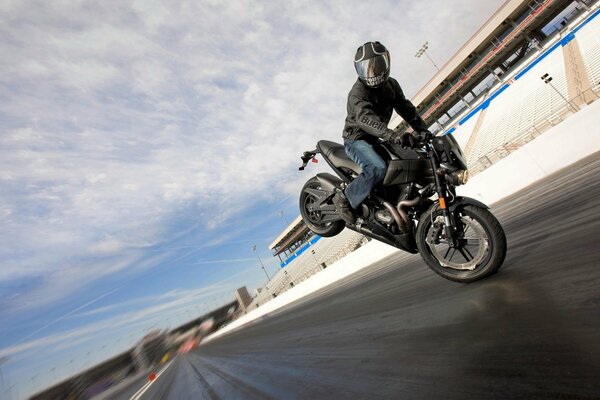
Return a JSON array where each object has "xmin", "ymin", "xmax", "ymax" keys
[{"xmin": 0, "ymin": 0, "xmax": 505, "ymax": 398}]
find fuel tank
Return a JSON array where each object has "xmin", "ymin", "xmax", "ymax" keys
[{"xmin": 382, "ymin": 159, "xmax": 432, "ymax": 186}]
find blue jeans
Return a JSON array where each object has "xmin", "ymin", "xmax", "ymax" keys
[{"xmin": 344, "ymin": 139, "xmax": 387, "ymax": 209}]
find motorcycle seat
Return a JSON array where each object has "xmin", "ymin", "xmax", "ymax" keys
[{"xmin": 317, "ymin": 140, "xmax": 362, "ymax": 175}]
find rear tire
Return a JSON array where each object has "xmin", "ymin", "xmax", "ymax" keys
[
  {"xmin": 299, "ymin": 177, "xmax": 345, "ymax": 237},
  {"xmin": 416, "ymin": 204, "xmax": 506, "ymax": 283}
]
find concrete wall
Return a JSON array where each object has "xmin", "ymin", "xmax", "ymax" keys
[{"xmin": 459, "ymin": 99, "xmax": 600, "ymax": 205}]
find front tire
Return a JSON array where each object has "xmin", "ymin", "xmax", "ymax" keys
[
  {"xmin": 299, "ymin": 177, "xmax": 345, "ymax": 237},
  {"xmin": 416, "ymin": 204, "xmax": 506, "ymax": 283}
]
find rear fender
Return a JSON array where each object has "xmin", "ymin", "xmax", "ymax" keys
[{"xmin": 316, "ymin": 173, "xmax": 343, "ymax": 192}]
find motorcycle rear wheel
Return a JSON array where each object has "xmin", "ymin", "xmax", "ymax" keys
[
  {"xmin": 299, "ymin": 177, "xmax": 345, "ymax": 237},
  {"xmin": 416, "ymin": 204, "xmax": 506, "ymax": 283}
]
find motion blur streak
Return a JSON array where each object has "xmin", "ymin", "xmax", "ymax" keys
[{"xmin": 113, "ymin": 153, "xmax": 600, "ymax": 399}]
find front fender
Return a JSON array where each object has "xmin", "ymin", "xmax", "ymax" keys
[{"xmin": 448, "ymin": 196, "xmax": 489, "ymax": 212}]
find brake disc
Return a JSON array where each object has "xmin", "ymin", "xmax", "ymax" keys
[{"xmin": 426, "ymin": 215, "xmax": 489, "ymax": 270}]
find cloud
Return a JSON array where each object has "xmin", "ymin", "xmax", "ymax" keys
[
  {"xmin": 0, "ymin": 267, "xmax": 256, "ymax": 362},
  {"xmin": 1, "ymin": 0, "xmax": 504, "ymax": 307},
  {"xmin": 0, "ymin": 1, "xmax": 505, "ymax": 394},
  {"xmin": 18, "ymin": 288, "xmax": 122, "ymax": 343},
  {"xmin": 0, "ymin": 0, "xmax": 510, "ymax": 396}
]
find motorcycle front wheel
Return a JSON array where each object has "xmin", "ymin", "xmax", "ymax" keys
[{"xmin": 416, "ymin": 204, "xmax": 507, "ymax": 283}]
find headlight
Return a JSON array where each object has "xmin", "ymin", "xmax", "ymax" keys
[
  {"xmin": 456, "ymin": 169, "xmax": 469, "ymax": 185},
  {"xmin": 446, "ymin": 169, "xmax": 469, "ymax": 185}
]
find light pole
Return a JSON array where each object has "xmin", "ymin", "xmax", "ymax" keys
[
  {"xmin": 279, "ymin": 210, "xmax": 289, "ymax": 226},
  {"xmin": 30, "ymin": 373, "xmax": 39, "ymax": 390},
  {"xmin": 541, "ymin": 73, "xmax": 579, "ymax": 111},
  {"xmin": 310, "ymin": 249, "xmax": 319, "ymax": 266},
  {"xmin": 0, "ymin": 356, "xmax": 7, "ymax": 386},
  {"xmin": 252, "ymin": 245, "xmax": 271, "ymax": 281},
  {"xmin": 0, "ymin": 356, "xmax": 10, "ymax": 400},
  {"xmin": 284, "ymin": 270, "xmax": 293, "ymax": 287},
  {"xmin": 310, "ymin": 249, "xmax": 325, "ymax": 270},
  {"xmin": 4, "ymin": 383, "xmax": 16, "ymax": 400},
  {"xmin": 415, "ymin": 41, "xmax": 441, "ymax": 72}
]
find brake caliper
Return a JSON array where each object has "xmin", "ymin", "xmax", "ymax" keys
[{"xmin": 429, "ymin": 217, "xmax": 445, "ymax": 245}]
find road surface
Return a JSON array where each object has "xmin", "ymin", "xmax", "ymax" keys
[{"xmin": 124, "ymin": 153, "xmax": 600, "ymax": 400}]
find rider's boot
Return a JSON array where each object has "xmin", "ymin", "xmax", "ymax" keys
[{"xmin": 333, "ymin": 191, "xmax": 356, "ymax": 225}]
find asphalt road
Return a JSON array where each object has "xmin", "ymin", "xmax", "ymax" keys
[{"xmin": 134, "ymin": 153, "xmax": 600, "ymax": 400}]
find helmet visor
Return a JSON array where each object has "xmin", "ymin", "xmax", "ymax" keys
[{"xmin": 355, "ymin": 54, "xmax": 390, "ymax": 85}]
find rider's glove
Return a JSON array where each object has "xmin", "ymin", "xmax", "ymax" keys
[
  {"xmin": 417, "ymin": 129, "xmax": 433, "ymax": 142},
  {"xmin": 390, "ymin": 132, "xmax": 417, "ymax": 148}
]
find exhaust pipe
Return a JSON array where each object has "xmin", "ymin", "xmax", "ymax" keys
[
  {"xmin": 397, "ymin": 197, "xmax": 422, "ymax": 233},
  {"xmin": 374, "ymin": 194, "xmax": 422, "ymax": 234},
  {"xmin": 382, "ymin": 201, "xmax": 404, "ymax": 232}
]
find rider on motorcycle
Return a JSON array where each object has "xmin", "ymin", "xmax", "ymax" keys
[{"xmin": 333, "ymin": 41, "xmax": 433, "ymax": 224}]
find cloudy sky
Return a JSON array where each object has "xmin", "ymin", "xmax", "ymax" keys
[{"xmin": 0, "ymin": 0, "xmax": 504, "ymax": 397}]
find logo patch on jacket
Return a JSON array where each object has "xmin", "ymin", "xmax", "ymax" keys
[{"xmin": 360, "ymin": 116, "xmax": 385, "ymax": 131}]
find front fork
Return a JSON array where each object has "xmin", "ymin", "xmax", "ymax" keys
[{"xmin": 428, "ymin": 147, "xmax": 459, "ymax": 247}]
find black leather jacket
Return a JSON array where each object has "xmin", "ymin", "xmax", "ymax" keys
[{"xmin": 342, "ymin": 77, "xmax": 428, "ymax": 141}]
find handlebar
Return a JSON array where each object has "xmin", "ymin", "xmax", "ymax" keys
[{"xmin": 299, "ymin": 150, "xmax": 317, "ymax": 170}]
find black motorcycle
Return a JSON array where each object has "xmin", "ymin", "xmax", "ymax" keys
[{"xmin": 298, "ymin": 135, "xmax": 506, "ymax": 283}]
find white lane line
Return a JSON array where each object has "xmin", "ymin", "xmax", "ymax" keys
[{"xmin": 129, "ymin": 359, "xmax": 175, "ymax": 400}]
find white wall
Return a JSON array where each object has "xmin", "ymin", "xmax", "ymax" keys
[{"xmin": 203, "ymin": 239, "xmax": 400, "ymax": 342}]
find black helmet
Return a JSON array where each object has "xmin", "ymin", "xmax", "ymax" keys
[{"xmin": 354, "ymin": 41, "xmax": 390, "ymax": 88}]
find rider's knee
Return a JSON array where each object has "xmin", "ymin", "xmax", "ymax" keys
[{"xmin": 373, "ymin": 161, "xmax": 386, "ymax": 182}]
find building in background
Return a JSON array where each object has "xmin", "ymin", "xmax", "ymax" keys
[{"xmin": 235, "ymin": 286, "xmax": 253, "ymax": 312}]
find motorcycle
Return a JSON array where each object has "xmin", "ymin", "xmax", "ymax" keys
[{"xmin": 298, "ymin": 134, "xmax": 506, "ymax": 283}]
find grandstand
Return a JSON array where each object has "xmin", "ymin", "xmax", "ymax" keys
[
  {"xmin": 392, "ymin": 0, "xmax": 600, "ymax": 174},
  {"xmin": 269, "ymin": 215, "xmax": 316, "ymax": 267},
  {"xmin": 392, "ymin": 0, "xmax": 594, "ymax": 133},
  {"xmin": 252, "ymin": 228, "xmax": 367, "ymax": 308},
  {"xmin": 249, "ymin": 0, "xmax": 600, "ymax": 310}
]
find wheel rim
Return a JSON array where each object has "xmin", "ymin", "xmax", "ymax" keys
[{"xmin": 425, "ymin": 213, "xmax": 491, "ymax": 271}]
